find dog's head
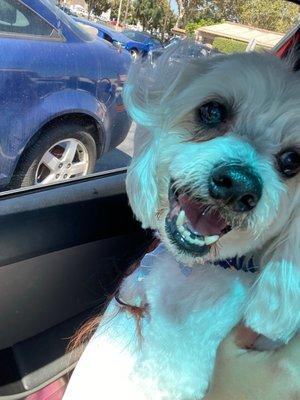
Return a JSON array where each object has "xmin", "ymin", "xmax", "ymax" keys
[{"xmin": 124, "ymin": 44, "xmax": 300, "ymax": 266}]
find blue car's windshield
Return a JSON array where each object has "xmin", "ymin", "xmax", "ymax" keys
[
  {"xmin": 40, "ymin": 0, "xmax": 94, "ymax": 41},
  {"xmin": 122, "ymin": 30, "xmax": 149, "ymax": 43}
]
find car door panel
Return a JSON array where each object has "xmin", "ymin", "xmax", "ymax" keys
[{"xmin": 0, "ymin": 170, "xmax": 151, "ymax": 398}]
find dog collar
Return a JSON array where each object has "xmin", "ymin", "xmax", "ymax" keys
[
  {"xmin": 179, "ymin": 256, "xmax": 258, "ymax": 276},
  {"xmin": 179, "ymin": 255, "xmax": 258, "ymax": 276},
  {"xmin": 138, "ymin": 243, "xmax": 258, "ymax": 282},
  {"xmin": 214, "ymin": 255, "xmax": 258, "ymax": 273}
]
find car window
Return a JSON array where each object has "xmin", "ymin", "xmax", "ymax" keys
[
  {"xmin": 0, "ymin": 0, "xmax": 54, "ymax": 36},
  {"xmin": 0, "ymin": 0, "xmax": 297, "ymax": 196},
  {"xmin": 123, "ymin": 30, "xmax": 148, "ymax": 42},
  {"xmin": 152, "ymin": 38, "xmax": 161, "ymax": 45},
  {"xmin": 103, "ymin": 32, "xmax": 113, "ymax": 43}
]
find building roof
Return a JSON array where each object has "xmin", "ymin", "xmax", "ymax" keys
[
  {"xmin": 197, "ymin": 22, "xmax": 284, "ymax": 48},
  {"xmin": 171, "ymin": 27, "xmax": 186, "ymax": 36}
]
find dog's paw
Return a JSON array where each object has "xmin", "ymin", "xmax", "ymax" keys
[
  {"xmin": 244, "ymin": 292, "xmax": 298, "ymax": 344},
  {"xmin": 234, "ymin": 325, "xmax": 283, "ymax": 351},
  {"xmin": 244, "ymin": 260, "xmax": 300, "ymax": 344},
  {"xmin": 253, "ymin": 335, "xmax": 284, "ymax": 351}
]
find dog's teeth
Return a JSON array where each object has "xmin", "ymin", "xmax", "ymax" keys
[
  {"xmin": 176, "ymin": 210, "xmax": 186, "ymax": 227},
  {"xmin": 178, "ymin": 224, "xmax": 205, "ymax": 246},
  {"xmin": 204, "ymin": 235, "xmax": 219, "ymax": 245},
  {"xmin": 178, "ymin": 225, "xmax": 186, "ymax": 235},
  {"xmin": 190, "ymin": 236, "xmax": 205, "ymax": 246}
]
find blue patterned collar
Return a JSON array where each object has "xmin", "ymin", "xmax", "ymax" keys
[
  {"xmin": 138, "ymin": 243, "xmax": 258, "ymax": 282},
  {"xmin": 215, "ymin": 255, "xmax": 258, "ymax": 273},
  {"xmin": 179, "ymin": 255, "xmax": 258, "ymax": 276}
]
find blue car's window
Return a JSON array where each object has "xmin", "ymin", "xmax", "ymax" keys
[
  {"xmin": 102, "ymin": 31, "xmax": 113, "ymax": 44},
  {"xmin": 53, "ymin": 7, "xmax": 94, "ymax": 42},
  {"xmin": 151, "ymin": 38, "xmax": 162, "ymax": 46},
  {"xmin": 0, "ymin": 0, "xmax": 54, "ymax": 36},
  {"xmin": 123, "ymin": 30, "xmax": 148, "ymax": 43}
]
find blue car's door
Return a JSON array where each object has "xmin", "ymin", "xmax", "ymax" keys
[{"xmin": 0, "ymin": 0, "xmax": 102, "ymax": 187}]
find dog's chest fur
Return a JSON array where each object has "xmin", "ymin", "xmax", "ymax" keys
[{"xmin": 99, "ymin": 245, "xmax": 256, "ymax": 400}]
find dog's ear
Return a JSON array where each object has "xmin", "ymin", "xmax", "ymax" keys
[
  {"xmin": 123, "ymin": 40, "xmax": 212, "ymax": 130},
  {"xmin": 126, "ymin": 126, "xmax": 160, "ymax": 228},
  {"xmin": 245, "ymin": 209, "xmax": 300, "ymax": 342},
  {"xmin": 285, "ymin": 41, "xmax": 300, "ymax": 72}
]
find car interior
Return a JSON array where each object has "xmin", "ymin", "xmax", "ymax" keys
[
  {"xmin": 0, "ymin": 169, "xmax": 152, "ymax": 399},
  {"xmin": 0, "ymin": 4, "xmax": 299, "ymax": 400}
]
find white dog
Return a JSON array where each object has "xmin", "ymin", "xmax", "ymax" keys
[{"xmin": 64, "ymin": 44, "xmax": 300, "ymax": 400}]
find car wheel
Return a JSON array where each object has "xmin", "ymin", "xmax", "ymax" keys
[
  {"xmin": 10, "ymin": 122, "xmax": 97, "ymax": 189},
  {"xmin": 130, "ymin": 49, "xmax": 139, "ymax": 60}
]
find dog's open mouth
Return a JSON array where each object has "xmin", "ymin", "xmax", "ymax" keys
[{"xmin": 165, "ymin": 180, "xmax": 232, "ymax": 257}]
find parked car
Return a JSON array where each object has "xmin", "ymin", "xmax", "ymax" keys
[
  {"xmin": 122, "ymin": 29, "xmax": 163, "ymax": 58},
  {"xmin": 73, "ymin": 17, "xmax": 157, "ymax": 59},
  {"xmin": 0, "ymin": 0, "xmax": 131, "ymax": 189},
  {"xmin": 148, "ymin": 39, "xmax": 220, "ymax": 65}
]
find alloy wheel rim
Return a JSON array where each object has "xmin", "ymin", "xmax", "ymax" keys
[{"xmin": 35, "ymin": 138, "xmax": 89, "ymax": 185}]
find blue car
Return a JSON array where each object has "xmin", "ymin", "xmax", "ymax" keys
[
  {"xmin": 0, "ymin": 0, "xmax": 131, "ymax": 188},
  {"xmin": 122, "ymin": 30, "xmax": 162, "ymax": 58},
  {"xmin": 73, "ymin": 17, "xmax": 162, "ymax": 59}
]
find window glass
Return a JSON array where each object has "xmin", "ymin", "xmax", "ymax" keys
[
  {"xmin": 0, "ymin": 0, "xmax": 298, "ymax": 194},
  {"xmin": 0, "ymin": 0, "xmax": 54, "ymax": 36},
  {"xmin": 103, "ymin": 32, "xmax": 113, "ymax": 43},
  {"xmin": 123, "ymin": 30, "xmax": 149, "ymax": 42}
]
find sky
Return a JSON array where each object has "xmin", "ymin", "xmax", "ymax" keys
[{"xmin": 170, "ymin": 0, "xmax": 179, "ymax": 14}]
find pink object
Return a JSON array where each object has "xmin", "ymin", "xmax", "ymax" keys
[{"xmin": 26, "ymin": 377, "xmax": 68, "ymax": 400}]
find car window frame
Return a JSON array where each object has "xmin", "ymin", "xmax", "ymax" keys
[{"xmin": 0, "ymin": 0, "xmax": 65, "ymax": 42}]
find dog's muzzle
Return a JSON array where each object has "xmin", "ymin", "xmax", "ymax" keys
[
  {"xmin": 165, "ymin": 181, "xmax": 231, "ymax": 257},
  {"xmin": 165, "ymin": 164, "xmax": 262, "ymax": 257}
]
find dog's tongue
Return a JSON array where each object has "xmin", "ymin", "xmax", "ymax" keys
[{"xmin": 178, "ymin": 194, "xmax": 227, "ymax": 236}]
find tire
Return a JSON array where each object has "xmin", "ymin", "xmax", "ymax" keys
[{"xmin": 9, "ymin": 122, "xmax": 97, "ymax": 189}]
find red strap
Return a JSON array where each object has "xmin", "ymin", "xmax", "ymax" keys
[{"xmin": 276, "ymin": 31, "xmax": 300, "ymax": 58}]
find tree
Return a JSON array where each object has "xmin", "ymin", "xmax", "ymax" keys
[
  {"xmin": 85, "ymin": 0, "xmax": 110, "ymax": 19},
  {"xmin": 239, "ymin": 0, "xmax": 299, "ymax": 32},
  {"xmin": 132, "ymin": 0, "xmax": 174, "ymax": 33},
  {"xmin": 181, "ymin": 0, "xmax": 299, "ymax": 33},
  {"xmin": 133, "ymin": 0, "xmax": 160, "ymax": 31},
  {"xmin": 175, "ymin": 0, "xmax": 199, "ymax": 27},
  {"xmin": 160, "ymin": 0, "xmax": 176, "ymax": 40},
  {"xmin": 182, "ymin": 0, "xmax": 244, "ymax": 24},
  {"xmin": 185, "ymin": 18, "xmax": 214, "ymax": 36}
]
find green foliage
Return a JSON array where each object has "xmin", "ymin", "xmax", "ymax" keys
[
  {"xmin": 86, "ymin": 0, "xmax": 110, "ymax": 18},
  {"xmin": 175, "ymin": 0, "xmax": 200, "ymax": 27},
  {"xmin": 133, "ymin": 0, "xmax": 160, "ymax": 30},
  {"xmin": 132, "ymin": 0, "xmax": 174, "ymax": 32},
  {"xmin": 239, "ymin": 0, "xmax": 299, "ymax": 32},
  {"xmin": 185, "ymin": 19, "xmax": 215, "ymax": 36},
  {"xmin": 212, "ymin": 37, "xmax": 247, "ymax": 53},
  {"xmin": 179, "ymin": 0, "xmax": 299, "ymax": 33}
]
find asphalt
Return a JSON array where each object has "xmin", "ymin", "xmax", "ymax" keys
[{"xmin": 95, "ymin": 122, "xmax": 135, "ymax": 173}]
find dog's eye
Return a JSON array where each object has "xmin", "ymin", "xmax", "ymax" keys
[
  {"xmin": 196, "ymin": 101, "xmax": 228, "ymax": 127},
  {"xmin": 277, "ymin": 150, "xmax": 300, "ymax": 178}
]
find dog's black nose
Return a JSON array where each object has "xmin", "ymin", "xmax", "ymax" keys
[{"xmin": 209, "ymin": 164, "xmax": 262, "ymax": 212}]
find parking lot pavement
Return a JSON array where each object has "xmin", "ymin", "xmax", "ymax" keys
[{"xmin": 95, "ymin": 122, "xmax": 135, "ymax": 173}]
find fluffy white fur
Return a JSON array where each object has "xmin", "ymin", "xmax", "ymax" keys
[{"xmin": 64, "ymin": 43, "xmax": 300, "ymax": 400}]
